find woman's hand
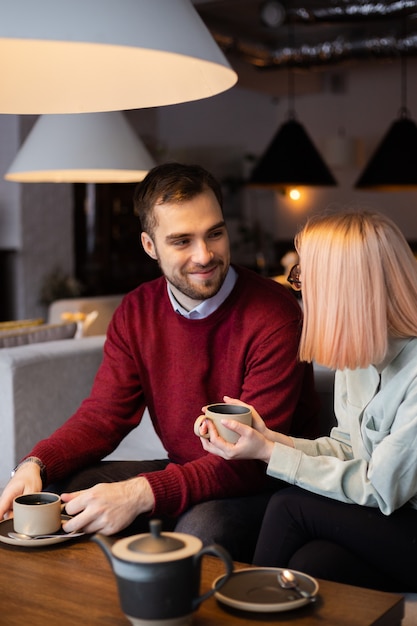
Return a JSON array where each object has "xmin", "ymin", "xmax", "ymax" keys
[
  {"xmin": 201, "ymin": 396, "xmax": 270, "ymax": 437},
  {"xmin": 200, "ymin": 415, "xmax": 274, "ymax": 463},
  {"xmin": 197, "ymin": 396, "xmax": 293, "ymax": 463},
  {"xmin": 223, "ymin": 396, "xmax": 272, "ymax": 436}
]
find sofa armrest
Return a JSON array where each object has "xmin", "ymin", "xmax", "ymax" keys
[
  {"xmin": 0, "ymin": 336, "xmax": 105, "ymax": 488},
  {"xmin": 0, "ymin": 335, "xmax": 167, "ymax": 490}
]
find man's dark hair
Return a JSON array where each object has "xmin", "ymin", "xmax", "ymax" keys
[{"xmin": 134, "ymin": 162, "xmax": 223, "ymax": 237}]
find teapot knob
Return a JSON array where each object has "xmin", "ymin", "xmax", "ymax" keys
[
  {"xmin": 128, "ymin": 519, "xmax": 185, "ymax": 554},
  {"xmin": 149, "ymin": 519, "xmax": 163, "ymax": 538}
]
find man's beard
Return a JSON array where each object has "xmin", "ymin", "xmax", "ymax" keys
[{"xmin": 160, "ymin": 259, "xmax": 228, "ymax": 301}]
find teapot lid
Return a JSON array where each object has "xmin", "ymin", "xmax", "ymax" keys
[
  {"xmin": 128, "ymin": 520, "xmax": 184, "ymax": 554},
  {"xmin": 111, "ymin": 519, "xmax": 203, "ymax": 564}
]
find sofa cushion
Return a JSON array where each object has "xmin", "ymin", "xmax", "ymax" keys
[{"xmin": 0, "ymin": 322, "xmax": 77, "ymax": 348}]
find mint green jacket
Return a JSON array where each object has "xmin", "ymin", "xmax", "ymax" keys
[{"xmin": 267, "ymin": 338, "xmax": 417, "ymax": 514}]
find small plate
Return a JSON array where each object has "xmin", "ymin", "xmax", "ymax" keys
[
  {"xmin": 213, "ymin": 567, "xmax": 319, "ymax": 613},
  {"xmin": 0, "ymin": 515, "xmax": 83, "ymax": 547}
]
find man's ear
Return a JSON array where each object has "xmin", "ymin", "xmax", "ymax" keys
[{"xmin": 141, "ymin": 232, "xmax": 158, "ymax": 260}]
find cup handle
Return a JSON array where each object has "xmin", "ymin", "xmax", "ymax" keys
[
  {"xmin": 193, "ymin": 415, "xmax": 211, "ymax": 439},
  {"xmin": 192, "ymin": 544, "xmax": 233, "ymax": 609}
]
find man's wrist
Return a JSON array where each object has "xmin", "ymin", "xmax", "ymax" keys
[
  {"xmin": 11, "ymin": 457, "xmax": 46, "ymax": 482},
  {"xmin": 129, "ymin": 476, "xmax": 155, "ymax": 514}
]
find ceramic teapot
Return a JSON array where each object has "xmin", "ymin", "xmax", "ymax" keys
[{"xmin": 93, "ymin": 519, "xmax": 233, "ymax": 626}]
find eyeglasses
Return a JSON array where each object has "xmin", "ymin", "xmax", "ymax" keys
[{"xmin": 287, "ymin": 264, "xmax": 301, "ymax": 291}]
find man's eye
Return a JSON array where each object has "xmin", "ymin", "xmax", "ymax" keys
[
  {"xmin": 209, "ymin": 230, "xmax": 223, "ymax": 239},
  {"xmin": 173, "ymin": 239, "xmax": 189, "ymax": 247}
]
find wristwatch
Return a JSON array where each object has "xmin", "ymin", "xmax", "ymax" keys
[{"xmin": 11, "ymin": 457, "xmax": 46, "ymax": 482}]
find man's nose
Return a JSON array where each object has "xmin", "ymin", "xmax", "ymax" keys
[{"xmin": 192, "ymin": 240, "xmax": 214, "ymax": 265}]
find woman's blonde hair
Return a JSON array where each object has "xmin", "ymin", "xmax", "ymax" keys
[{"xmin": 296, "ymin": 211, "xmax": 417, "ymax": 370}]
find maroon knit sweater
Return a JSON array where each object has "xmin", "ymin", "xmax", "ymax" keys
[{"xmin": 31, "ymin": 266, "xmax": 318, "ymax": 516}]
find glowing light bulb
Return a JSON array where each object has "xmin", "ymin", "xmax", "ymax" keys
[{"xmin": 288, "ymin": 188, "xmax": 301, "ymax": 201}]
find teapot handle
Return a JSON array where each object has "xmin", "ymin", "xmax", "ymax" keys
[{"xmin": 192, "ymin": 543, "xmax": 233, "ymax": 609}]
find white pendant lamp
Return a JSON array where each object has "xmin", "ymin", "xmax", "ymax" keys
[
  {"xmin": 0, "ymin": 0, "xmax": 237, "ymax": 114},
  {"xmin": 4, "ymin": 112, "xmax": 156, "ymax": 183}
]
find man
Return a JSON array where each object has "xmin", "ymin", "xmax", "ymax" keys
[{"xmin": 0, "ymin": 163, "xmax": 318, "ymax": 561}]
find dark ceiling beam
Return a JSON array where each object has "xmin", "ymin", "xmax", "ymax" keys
[
  {"xmin": 214, "ymin": 31, "xmax": 417, "ymax": 70},
  {"xmin": 197, "ymin": 1, "xmax": 417, "ymax": 71},
  {"xmin": 288, "ymin": 0, "xmax": 417, "ymax": 23}
]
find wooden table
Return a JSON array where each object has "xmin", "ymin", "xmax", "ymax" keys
[{"xmin": 0, "ymin": 537, "xmax": 404, "ymax": 625}]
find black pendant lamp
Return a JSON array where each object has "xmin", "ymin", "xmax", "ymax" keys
[
  {"xmin": 248, "ymin": 19, "xmax": 336, "ymax": 190},
  {"xmin": 355, "ymin": 20, "xmax": 417, "ymax": 190},
  {"xmin": 355, "ymin": 112, "xmax": 417, "ymax": 190},
  {"xmin": 249, "ymin": 115, "xmax": 337, "ymax": 188}
]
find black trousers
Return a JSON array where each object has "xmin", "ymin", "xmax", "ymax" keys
[
  {"xmin": 49, "ymin": 460, "xmax": 275, "ymax": 563},
  {"xmin": 253, "ymin": 486, "xmax": 417, "ymax": 592}
]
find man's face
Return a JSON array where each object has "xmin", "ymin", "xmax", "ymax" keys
[{"xmin": 141, "ymin": 189, "xmax": 230, "ymax": 307}]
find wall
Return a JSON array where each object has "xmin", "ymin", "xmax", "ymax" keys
[
  {"xmin": 0, "ymin": 115, "xmax": 74, "ymax": 320},
  {"xmin": 16, "ymin": 181, "xmax": 73, "ymax": 318},
  {"xmin": 0, "ymin": 115, "xmax": 20, "ymax": 248}
]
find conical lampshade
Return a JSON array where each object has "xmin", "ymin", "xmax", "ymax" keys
[
  {"xmin": 355, "ymin": 116, "xmax": 417, "ymax": 190},
  {"xmin": 248, "ymin": 119, "xmax": 337, "ymax": 189},
  {"xmin": 0, "ymin": 0, "xmax": 237, "ymax": 114},
  {"xmin": 4, "ymin": 112, "xmax": 156, "ymax": 183}
]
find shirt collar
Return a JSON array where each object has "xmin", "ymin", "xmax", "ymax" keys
[{"xmin": 167, "ymin": 266, "xmax": 238, "ymax": 319}]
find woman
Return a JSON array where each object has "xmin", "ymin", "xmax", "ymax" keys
[{"xmin": 197, "ymin": 211, "xmax": 417, "ymax": 592}]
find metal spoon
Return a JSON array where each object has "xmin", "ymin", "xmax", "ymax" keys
[
  {"xmin": 277, "ymin": 569, "xmax": 316, "ymax": 601},
  {"xmin": 8, "ymin": 530, "xmax": 84, "ymax": 540}
]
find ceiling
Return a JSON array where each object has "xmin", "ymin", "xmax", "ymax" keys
[{"xmin": 193, "ymin": 0, "xmax": 417, "ymax": 95}]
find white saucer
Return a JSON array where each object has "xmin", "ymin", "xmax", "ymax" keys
[
  {"xmin": 0, "ymin": 515, "xmax": 84, "ymax": 547},
  {"xmin": 213, "ymin": 567, "xmax": 319, "ymax": 613}
]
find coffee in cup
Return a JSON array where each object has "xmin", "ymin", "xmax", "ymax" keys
[
  {"xmin": 194, "ymin": 403, "xmax": 252, "ymax": 444},
  {"xmin": 13, "ymin": 492, "xmax": 62, "ymax": 537}
]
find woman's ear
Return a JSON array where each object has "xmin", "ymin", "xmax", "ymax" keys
[{"xmin": 141, "ymin": 232, "xmax": 157, "ymax": 260}]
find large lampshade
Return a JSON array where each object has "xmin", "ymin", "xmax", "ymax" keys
[
  {"xmin": 4, "ymin": 112, "xmax": 156, "ymax": 183},
  {"xmin": 355, "ymin": 115, "xmax": 417, "ymax": 190},
  {"xmin": 0, "ymin": 0, "xmax": 237, "ymax": 114},
  {"xmin": 249, "ymin": 119, "xmax": 337, "ymax": 189}
]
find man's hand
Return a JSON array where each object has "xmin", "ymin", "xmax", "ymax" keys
[
  {"xmin": 61, "ymin": 477, "xmax": 155, "ymax": 535},
  {"xmin": 0, "ymin": 462, "xmax": 43, "ymax": 520}
]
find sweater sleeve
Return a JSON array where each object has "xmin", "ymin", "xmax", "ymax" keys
[
  {"xmin": 29, "ymin": 308, "xmax": 148, "ymax": 484},
  {"xmin": 144, "ymin": 456, "xmax": 268, "ymax": 518}
]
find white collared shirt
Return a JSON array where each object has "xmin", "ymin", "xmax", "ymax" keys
[{"xmin": 167, "ymin": 266, "xmax": 238, "ymax": 319}]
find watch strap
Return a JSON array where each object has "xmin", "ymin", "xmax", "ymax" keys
[{"xmin": 11, "ymin": 456, "xmax": 46, "ymax": 482}]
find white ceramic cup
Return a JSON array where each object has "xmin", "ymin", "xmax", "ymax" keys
[
  {"xmin": 13, "ymin": 492, "xmax": 62, "ymax": 536},
  {"xmin": 194, "ymin": 403, "xmax": 252, "ymax": 444}
]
